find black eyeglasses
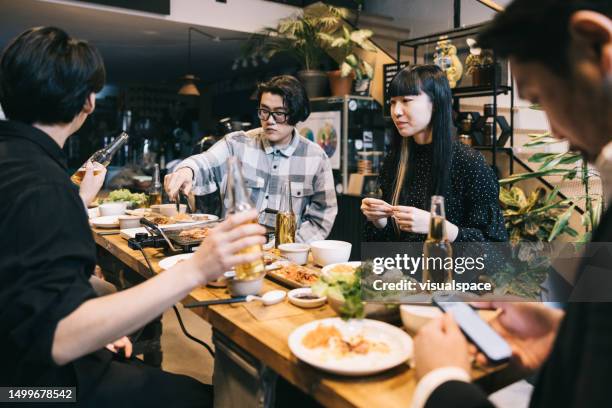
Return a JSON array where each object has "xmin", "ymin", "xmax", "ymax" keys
[{"xmin": 257, "ymin": 108, "xmax": 289, "ymax": 124}]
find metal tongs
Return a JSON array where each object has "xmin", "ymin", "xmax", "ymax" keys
[
  {"xmin": 140, "ymin": 217, "xmax": 179, "ymax": 252},
  {"xmin": 176, "ymin": 191, "xmax": 195, "ymax": 214}
]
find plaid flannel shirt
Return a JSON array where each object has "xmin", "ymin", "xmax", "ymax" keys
[{"xmin": 177, "ymin": 127, "xmax": 338, "ymax": 243}]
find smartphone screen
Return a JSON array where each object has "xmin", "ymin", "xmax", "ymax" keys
[{"xmin": 434, "ymin": 298, "xmax": 512, "ymax": 363}]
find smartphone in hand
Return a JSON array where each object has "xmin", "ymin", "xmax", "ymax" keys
[{"xmin": 433, "ymin": 294, "xmax": 512, "ymax": 364}]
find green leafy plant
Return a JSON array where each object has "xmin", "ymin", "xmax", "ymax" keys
[
  {"xmin": 500, "ymin": 186, "xmax": 578, "ymax": 243},
  {"xmin": 497, "ymin": 185, "xmax": 576, "ymax": 298},
  {"xmin": 500, "ymin": 127, "xmax": 602, "ymax": 243},
  {"xmin": 319, "ymin": 25, "xmax": 377, "ymax": 79},
  {"xmin": 243, "ymin": 4, "xmax": 347, "ymax": 71}
]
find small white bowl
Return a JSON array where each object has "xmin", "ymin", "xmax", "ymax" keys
[
  {"xmin": 99, "ymin": 202, "xmax": 127, "ymax": 216},
  {"xmin": 321, "ymin": 261, "xmax": 361, "ymax": 279},
  {"xmin": 207, "ymin": 276, "xmax": 228, "ymax": 288},
  {"xmin": 224, "ymin": 271, "xmax": 264, "ymax": 297},
  {"xmin": 118, "ymin": 215, "xmax": 141, "ymax": 230},
  {"xmin": 288, "ymin": 288, "xmax": 326, "ymax": 308},
  {"xmin": 157, "ymin": 204, "xmax": 187, "ymax": 217},
  {"xmin": 310, "ymin": 240, "xmax": 352, "ymax": 266},
  {"xmin": 400, "ymin": 305, "xmax": 443, "ymax": 335},
  {"xmin": 278, "ymin": 243, "xmax": 310, "ymax": 265}
]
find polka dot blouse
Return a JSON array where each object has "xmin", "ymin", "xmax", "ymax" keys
[{"xmin": 364, "ymin": 140, "xmax": 508, "ymax": 243}]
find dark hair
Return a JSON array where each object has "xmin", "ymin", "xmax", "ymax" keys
[
  {"xmin": 387, "ymin": 64, "xmax": 453, "ymax": 204},
  {"xmin": 478, "ymin": 0, "xmax": 612, "ymax": 76},
  {"xmin": 256, "ymin": 75, "xmax": 310, "ymax": 125},
  {"xmin": 0, "ymin": 26, "xmax": 105, "ymax": 124}
]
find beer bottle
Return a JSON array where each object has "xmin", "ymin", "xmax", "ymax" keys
[
  {"xmin": 422, "ymin": 195, "xmax": 453, "ymax": 286},
  {"xmin": 275, "ymin": 181, "xmax": 296, "ymax": 247},
  {"xmin": 227, "ymin": 157, "xmax": 265, "ymax": 280},
  {"xmin": 148, "ymin": 163, "xmax": 162, "ymax": 206},
  {"xmin": 71, "ymin": 132, "xmax": 129, "ymax": 185}
]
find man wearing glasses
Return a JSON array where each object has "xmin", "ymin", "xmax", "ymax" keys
[{"xmin": 165, "ymin": 75, "xmax": 337, "ymax": 243}]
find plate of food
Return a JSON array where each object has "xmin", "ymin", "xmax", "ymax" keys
[
  {"xmin": 145, "ymin": 213, "xmax": 218, "ymax": 226},
  {"xmin": 288, "ymin": 317, "xmax": 413, "ymax": 376},
  {"xmin": 267, "ymin": 263, "xmax": 320, "ymax": 288},
  {"xmin": 90, "ymin": 215, "xmax": 119, "ymax": 229},
  {"xmin": 158, "ymin": 253, "xmax": 193, "ymax": 271},
  {"xmin": 174, "ymin": 227, "xmax": 212, "ymax": 242}
]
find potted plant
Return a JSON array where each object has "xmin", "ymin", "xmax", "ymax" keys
[
  {"xmin": 500, "ymin": 132, "xmax": 602, "ymax": 243},
  {"xmin": 321, "ymin": 25, "xmax": 377, "ymax": 96},
  {"xmin": 243, "ymin": 4, "xmax": 347, "ymax": 97},
  {"xmin": 499, "ymin": 186, "xmax": 578, "ymax": 243}
]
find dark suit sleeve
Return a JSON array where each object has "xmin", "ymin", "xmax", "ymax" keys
[{"xmin": 425, "ymin": 381, "xmax": 494, "ymax": 408}]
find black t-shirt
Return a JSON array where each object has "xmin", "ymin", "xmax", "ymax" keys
[{"xmin": 0, "ymin": 120, "xmax": 111, "ymax": 391}]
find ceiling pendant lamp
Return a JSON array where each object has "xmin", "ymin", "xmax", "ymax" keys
[
  {"xmin": 178, "ymin": 74, "xmax": 200, "ymax": 96},
  {"xmin": 178, "ymin": 27, "xmax": 203, "ymax": 96}
]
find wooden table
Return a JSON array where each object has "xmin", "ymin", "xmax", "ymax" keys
[{"xmin": 93, "ymin": 229, "xmax": 518, "ymax": 408}]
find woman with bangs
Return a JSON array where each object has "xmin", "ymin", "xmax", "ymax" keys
[{"xmin": 361, "ymin": 64, "xmax": 507, "ymax": 243}]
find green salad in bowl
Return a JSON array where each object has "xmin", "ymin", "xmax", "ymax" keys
[
  {"xmin": 102, "ymin": 189, "xmax": 148, "ymax": 208},
  {"xmin": 312, "ymin": 262, "xmax": 401, "ymax": 321}
]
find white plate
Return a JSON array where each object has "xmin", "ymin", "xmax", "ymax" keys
[
  {"xmin": 125, "ymin": 208, "xmax": 151, "ymax": 216},
  {"xmin": 288, "ymin": 317, "xmax": 413, "ymax": 376},
  {"xmin": 90, "ymin": 215, "xmax": 119, "ymax": 229},
  {"xmin": 265, "ymin": 260, "xmax": 289, "ymax": 272},
  {"xmin": 172, "ymin": 214, "xmax": 219, "ymax": 223},
  {"xmin": 119, "ymin": 220, "xmax": 218, "ymax": 240},
  {"xmin": 158, "ymin": 253, "xmax": 193, "ymax": 271},
  {"xmin": 190, "ymin": 214, "xmax": 219, "ymax": 222}
]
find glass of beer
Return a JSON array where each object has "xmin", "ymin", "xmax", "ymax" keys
[
  {"xmin": 276, "ymin": 211, "xmax": 296, "ymax": 246},
  {"xmin": 70, "ymin": 162, "xmax": 105, "ymax": 186},
  {"xmin": 227, "ymin": 157, "xmax": 265, "ymax": 280},
  {"xmin": 275, "ymin": 182, "xmax": 296, "ymax": 247},
  {"xmin": 422, "ymin": 196, "xmax": 453, "ymax": 286}
]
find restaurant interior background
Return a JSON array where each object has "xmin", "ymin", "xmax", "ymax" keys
[
  {"xmin": 1, "ymin": 0, "xmax": 602, "ymax": 404},
  {"xmin": 1, "ymin": 0, "xmax": 600, "ymax": 253}
]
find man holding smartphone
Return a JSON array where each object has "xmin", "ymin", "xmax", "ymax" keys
[{"xmin": 411, "ymin": 0, "xmax": 612, "ymax": 407}]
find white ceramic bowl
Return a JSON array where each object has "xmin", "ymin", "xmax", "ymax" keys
[
  {"xmin": 278, "ymin": 243, "xmax": 310, "ymax": 265},
  {"xmin": 224, "ymin": 271, "xmax": 264, "ymax": 297},
  {"xmin": 321, "ymin": 261, "xmax": 361, "ymax": 279},
  {"xmin": 399, "ymin": 305, "xmax": 443, "ymax": 335},
  {"xmin": 288, "ymin": 288, "xmax": 326, "ymax": 308},
  {"xmin": 309, "ymin": 240, "xmax": 352, "ymax": 267},
  {"xmin": 156, "ymin": 204, "xmax": 187, "ymax": 217},
  {"xmin": 118, "ymin": 215, "xmax": 141, "ymax": 230},
  {"xmin": 99, "ymin": 202, "xmax": 127, "ymax": 216}
]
